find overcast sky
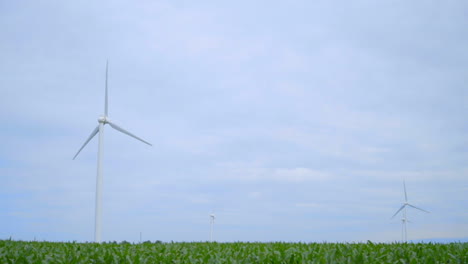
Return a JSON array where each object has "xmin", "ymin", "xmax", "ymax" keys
[{"xmin": 1, "ymin": 0, "xmax": 467, "ymax": 243}]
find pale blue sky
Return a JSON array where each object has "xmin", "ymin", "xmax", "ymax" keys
[{"xmin": 1, "ymin": 0, "xmax": 467, "ymax": 243}]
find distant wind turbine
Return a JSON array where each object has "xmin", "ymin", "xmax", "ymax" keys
[
  {"xmin": 391, "ymin": 181, "xmax": 429, "ymax": 242},
  {"xmin": 73, "ymin": 61, "xmax": 152, "ymax": 243},
  {"xmin": 210, "ymin": 213, "xmax": 215, "ymax": 242}
]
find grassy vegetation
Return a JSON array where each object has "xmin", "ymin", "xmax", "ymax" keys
[{"xmin": 0, "ymin": 239, "xmax": 466, "ymax": 263}]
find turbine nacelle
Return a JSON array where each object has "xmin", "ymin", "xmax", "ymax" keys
[{"xmin": 98, "ymin": 116, "xmax": 109, "ymax": 124}]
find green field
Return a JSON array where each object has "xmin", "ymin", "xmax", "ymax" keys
[{"xmin": 0, "ymin": 240, "xmax": 466, "ymax": 263}]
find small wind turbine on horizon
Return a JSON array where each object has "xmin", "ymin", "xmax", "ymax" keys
[
  {"xmin": 73, "ymin": 61, "xmax": 152, "ymax": 243},
  {"xmin": 209, "ymin": 212, "xmax": 215, "ymax": 242},
  {"xmin": 391, "ymin": 181, "xmax": 429, "ymax": 242}
]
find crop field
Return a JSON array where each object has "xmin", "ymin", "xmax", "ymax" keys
[{"xmin": 0, "ymin": 240, "xmax": 466, "ymax": 264}]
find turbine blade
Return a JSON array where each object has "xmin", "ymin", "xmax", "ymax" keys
[
  {"xmin": 108, "ymin": 121, "xmax": 152, "ymax": 146},
  {"xmin": 404, "ymin": 180, "xmax": 408, "ymax": 202},
  {"xmin": 73, "ymin": 126, "xmax": 99, "ymax": 160},
  {"xmin": 391, "ymin": 205, "xmax": 406, "ymax": 219},
  {"xmin": 105, "ymin": 60, "xmax": 109, "ymax": 116},
  {"xmin": 407, "ymin": 204, "xmax": 430, "ymax": 213}
]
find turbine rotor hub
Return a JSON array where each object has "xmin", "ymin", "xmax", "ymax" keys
[{"xmin": 98, "ymin": 116, "xmax": 108, "ymax": 124}]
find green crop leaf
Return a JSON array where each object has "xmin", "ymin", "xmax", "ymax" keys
[{"xmin": 0, "ymin": 240, "xmax": 467, "ymax": 264}]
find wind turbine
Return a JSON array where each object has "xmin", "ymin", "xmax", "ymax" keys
[
  {"xmin": 391, "ymin": 181, "xmax": 429, "ymax": 242},
  {"xmin": 73, "ymin": 61, "xmax": 152, "ymax": 243},
  {"xmin": 209, "ymin": 213, "xmax": 215, "ymax": 242}
]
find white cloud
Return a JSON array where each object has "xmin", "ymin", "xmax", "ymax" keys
[
  {"xmin": 210, "ymin": 164, "xmax": 333, "ymax": 183},
  {"xmin": 295, "ymin": 203, "xmax": 322, "ymax": 208}
]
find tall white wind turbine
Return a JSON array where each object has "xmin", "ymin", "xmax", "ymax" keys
[
  {"xmin": 73, "ymin": 61, "xmax": 152, "ymax": 243},
  {"xmin": 391, "ymin": 181, "xmax": 429, "ymax": 242},
  {"xmin": 209, "ymin": 213, "xmax": 215, "ymax": 242}
]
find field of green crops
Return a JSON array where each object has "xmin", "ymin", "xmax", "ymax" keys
[{"xmin": 0, "ymin": 240, "xmax": 466, "ymax": 264}]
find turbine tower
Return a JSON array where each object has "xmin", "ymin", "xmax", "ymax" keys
[
  {"xmin": 73, "ymin": 61, "xmax": 152, "ymax": 243},
  {"xmin": 391, "ymin": 181, "xmax": 429, "ymax": 242},
  {"xmin": 209, "ymin": 213, "xmax": 215, "ymax": 242}
]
